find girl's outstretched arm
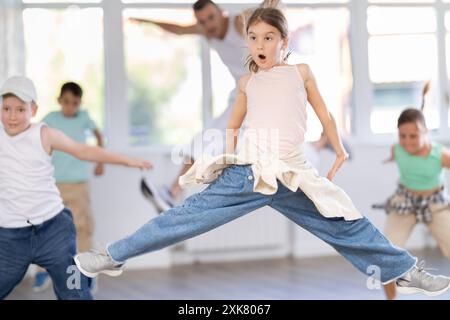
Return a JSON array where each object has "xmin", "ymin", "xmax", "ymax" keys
[
  {"xmin": 226, "ymin": 74, "xmax": 249, "ymax": 154},
  {"xmin": 41, "ymin": 126, "xmax": 152, "ymax": 170},
  {"xmin": 93, "ymin": 127, "xmax": 105, "ymax": 175},
  {"xmin": 298, "ymin": 63, "xmax": 348, "ymax": 181}
]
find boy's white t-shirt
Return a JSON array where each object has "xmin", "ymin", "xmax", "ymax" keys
[{"xmin": 0, "ymin": 122, "xmax": 64, "ymax": 228}]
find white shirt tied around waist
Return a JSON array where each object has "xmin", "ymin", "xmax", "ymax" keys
[
  {"xmin": 179, "ymin": 138, "xmax": 362, "ymax": 221},
  {"xmin": 0, "ymin": 123, "xmax": 64, "ymax": 228}
]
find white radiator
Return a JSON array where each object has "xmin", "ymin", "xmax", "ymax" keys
[{"xmin": 185, "ymin": 206, "xmax": 289, "ymax": 252}]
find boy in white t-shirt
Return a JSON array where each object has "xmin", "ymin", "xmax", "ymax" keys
[{"xmin": 0, "ymin": 76, "xmax": 151, "ymax": 300}]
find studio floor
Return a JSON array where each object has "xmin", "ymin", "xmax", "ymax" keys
[{"xmin": 7, "ymin": 248, "xmax": 450, "ymax": 300}]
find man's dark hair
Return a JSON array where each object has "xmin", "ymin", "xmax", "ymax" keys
[{"xmin": 193, "ymin": 0, "xmax": 218, "ymax": 11}]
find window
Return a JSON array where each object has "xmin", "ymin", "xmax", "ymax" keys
[
  {"xmin": 369, "ymin": 0, "xmax": 434, "ymax": 2},
  {"xmin": 23, "ymin": 7, "xmax": 105, "ymax": 128},
  {"xmin": 19, "ymin": 1, "xmax": 450, "ymax": 149},
  {"xmin": 122, "ymin": 0, "xmax": 349, "ymax": 3},
  {"xmin": 123, "ymin": 9, "xmax": 202, "ymax": 146},
  {"xmin": 286, "ymin": 7, "xmax": 352, "ymax": 140},
  {"xmin": 210, "ymin": 50, "xmax": 236, "ymax": 119},
  {"xmin": 367, "ymin": 6, "xmax": 438, "ymax": 133}
]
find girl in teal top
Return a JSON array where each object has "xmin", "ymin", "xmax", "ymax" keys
[
  {"xmin": 381, "ymin": 85, "xmax": 450, "ymax": 300},
  {"xmin": 394, "ymin": 142, "xmax": 444, "ymax": 192}
]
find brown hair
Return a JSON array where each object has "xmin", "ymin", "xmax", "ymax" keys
[
  {"xmin": 245, "ymin": 7, "xmax": 290, "ymax": 73},
  {"xmin": 0, "ymin": 93, "xmax": 35, "ymax": 108},
  {"xmin": 397, "ymin": 81, "xmax": 430, "ymax": 129},
  {"xmin": 1, "ymin": 93, "xmax": 30, "ymax": 105},
  {"xmin": 1, "ymin": 93, "xmax": 18, "ymax": 100}
]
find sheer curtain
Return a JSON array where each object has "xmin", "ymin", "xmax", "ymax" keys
[{"xmin": 0, "ymin": 0, "xmax": 25, "ymax": 84}]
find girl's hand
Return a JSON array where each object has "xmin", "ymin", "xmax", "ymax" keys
[
  {"xmin": 326, "ymin": 153, "xmax": 348, "ymax": 181},
  {"xmin": 383, "ymin": 145, "xmax": 395, "ymax": 164},
  {"xmin": 126, "ymin": 158, "xmax": 153, "ymax": 170},
  {"xmin": 94, "ymin": 163, "xmax": 104, "ymax": 176}
]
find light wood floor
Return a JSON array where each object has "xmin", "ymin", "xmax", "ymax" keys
[{"xmin": 6, "ymin": 248, "xmax": 450, "ymax": 300}]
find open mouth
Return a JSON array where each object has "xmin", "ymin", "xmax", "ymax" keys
[{"xmin": 258, "ymin": 54, "xmax": 266, "ymax": 61}]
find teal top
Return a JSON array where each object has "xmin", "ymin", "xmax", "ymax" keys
[
  {"xmin": 394, "ymin": 142, "xmax": 444, "ymax": 191},
  {"xmin": 43, "ymin": 110, "xmax": 97, "ymax": 183}
]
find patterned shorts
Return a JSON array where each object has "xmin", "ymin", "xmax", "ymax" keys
[{"xmin": 384, "ymin": 184, "xmax": 450, "ymax": 224}]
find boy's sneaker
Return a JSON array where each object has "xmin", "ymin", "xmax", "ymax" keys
[
  {"xmin": 140, "ymin": 177, "xmax": 174, "ymax": 213},
  {"xmin": 74, "ymin": 249, "xmax": 124, "ymax": 278},
  {"xmin": 396, "ymin": 260, "xmax": 450, "ymax": 296},
  {"xmin": 159, "ymin": 185, "xmax": 177, "ymax": 207},
  {"xmin": 89, "ymin": 277, "xmax": 98, "ymax": 295},
  {"xmin": 32, "ymin": 271, "xmax": 52, "ymax": 292}
]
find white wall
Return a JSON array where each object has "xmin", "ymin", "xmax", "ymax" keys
[{"xmin": 90, "ymin": 143, "xmax": 449, "ymax": 269}]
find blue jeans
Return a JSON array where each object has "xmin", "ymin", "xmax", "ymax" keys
[
  {"xmin": 0, "ymin": 209, "xmax": 92, "ymax": 300},
  {"xmin": 108, "ymin": 165, "xmax": 416, "ymax": 284}
]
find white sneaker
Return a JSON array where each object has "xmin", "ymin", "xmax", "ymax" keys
[
  {"xmin": 396, "ymin": 260, "xmax": 450, "ymax": 297},
  {"xmin": 74, "ymin": 249, "xmax": 124, "ymax": 278}
]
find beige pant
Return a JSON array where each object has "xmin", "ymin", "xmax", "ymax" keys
[
  {"xmin": 384, "ymin": 195, "xmax": 450, "ymax": 258},
  {"xmin": 57, "ymin": 182, "xmax": 94, "ymax": 252}
]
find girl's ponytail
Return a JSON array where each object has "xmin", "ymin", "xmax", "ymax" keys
[{"xmin": 421, "ymin": 81, "xmax": 430, "ymax": 111}]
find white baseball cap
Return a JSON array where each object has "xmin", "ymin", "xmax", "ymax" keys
[{"xmin": 0, "ymin": 76, "xmax": 37, "ymax": 103}]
